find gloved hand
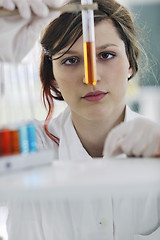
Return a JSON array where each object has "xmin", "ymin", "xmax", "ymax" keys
[
  {"xmin": 0, "ymin": 0, "xmax": 65, "ymax": 19},
  {"xmin": 103, "ymin": 118, "xmax": 160, "ymax": 158},
  {"xmin": 0, "ymin": 0, "xmax": 65, "ymax": 62}
]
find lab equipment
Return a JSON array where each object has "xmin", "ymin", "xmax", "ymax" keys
[
  {"xmin": 0, "ymin": 129, "xmax": 12, "ymax": 156},
  {"xmin": 81, "ymin": 0, "xmax": 97, "ymax": 85},
  {"xmin": 0, "ymin": 150, "xmax": 54, "ymax": 174},
  {"xmin": 0, "ymin": 63, "xmax": 38, "ymax": 157},
  {"xmin": 0, "ymin": 64, "xmax": 12, "ymax": 156},
  {"xmin": 27, "ymin": 123, "xmax": 37, "ymax": 153},
  {"xmin": 19, "ymin": 125, "xmax": 30, "ymax": 154},
  {"xmin": 0, "ymin": 62, "xmax": 53, "ymax": 174},
  {"xmin": 10, "ymin": 129, "xmax": 20, "ymax": 155}
]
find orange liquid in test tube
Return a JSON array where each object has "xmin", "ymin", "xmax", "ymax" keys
[
  {"xmin": 84, "ymin": 42, "xmax": 96, "ymax": 85},
  {"xmin": 81, "ymin": 0, "xmax": 97, "ymax": 86},
  {"xmin": 11, "ymin": 129, "xmax": 20, "ymax": 154}
]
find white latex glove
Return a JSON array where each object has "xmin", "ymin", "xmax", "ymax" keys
[
  {"xmin": 0, "ymin": 0, "xmax": 64, "ymax": 19},
  {"xmin": 0, "ymin": 0, "xmax": 65, "ymax": 62},
  {"xmin": 103, "ymin": 118, "xmax": 160, "ymax": 158}
]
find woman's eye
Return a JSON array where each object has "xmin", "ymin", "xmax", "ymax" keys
[
  {"xmin": 99, "ymin": 52, "xmax": 116, "ymax": 60},
  {"xmin": 61, "ymin": 57, "xmax": 79, "ymax": 65}
]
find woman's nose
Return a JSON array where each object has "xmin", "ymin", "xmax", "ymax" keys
[{"xmin": 83, "ymin": 68, "xmax": 101, "ymax": 85}]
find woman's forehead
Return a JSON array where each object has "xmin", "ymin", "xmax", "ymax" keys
[
  {"xmin": 95, "ymin": 19, "xmax": 124, "ymax": 47},
  {"xmin": 57, "ymin": 19, "xmax": 125, "ymax": 54}
]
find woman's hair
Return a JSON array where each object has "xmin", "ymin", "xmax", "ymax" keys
[{"xmin": 40, "ymin": 0, "xmax": 140, "ymax": 144}]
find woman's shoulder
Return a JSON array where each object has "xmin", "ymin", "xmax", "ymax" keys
[
  {"xmin": 51, "ymin": 105, "xmax": 70, "ymax": 124},
  {"xmin": 33, "ymin": 106, "xmax": 71, "ymax": 151},
  {"xmin": 35, "ymin": 106, "xmax": 70, "ymax": 131}
]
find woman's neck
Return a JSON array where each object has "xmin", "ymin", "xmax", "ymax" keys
[{"xmin": 71, "ymin": 106, "xmax": 126, "ymax": 158}]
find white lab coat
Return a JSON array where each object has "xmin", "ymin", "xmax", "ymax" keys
[
  {"xmin": 7, "ymin": 105, "xmax": 160, "ymax": 240},
  {"xmin": 35, "ymin": 105, "xmax": 143, "ymax": 160}
]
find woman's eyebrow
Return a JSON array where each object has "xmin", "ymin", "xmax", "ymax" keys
[
  {"xmin": 96, "ymin": 43, "xmax": 118, "ymax": 50},
  {"xmin": 57, "ymin": 49, "xmax": 79, "ymax": 56}
]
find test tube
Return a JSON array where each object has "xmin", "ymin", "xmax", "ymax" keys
[
  {"xmin": 11, "ymin": 129, "xmax": 20, "ymax": 155},
  {"xmin": 25, "ymin": 64, "xmax": 37, "ymax": 153},
  {"xmin": 27, "ymin": 122, "xmax": 37, "ymax": 153},
  {"xmin": 0, "ymin": 63, "xmax": 3, "ymax": 156},
  {"xmin": 0, "ymin": 63, "xmax": 12, "ymax": 156},
  {"xmin": 8, "ymin": 64, "xmax": 20, "ymax": 155},
  {"xmin": 81, "ymin": 0, "xmax": 96, "ymax": 85},
  {"xmin": 19, "ymin": 124, "xmax": 29, "ymax": 154},
  {"xmin": 16, "ymin": 64, "xmax": 31, "ymax": 154},
  {"xmin": 0, "ymin": 131, "xmax": 2, "ymax": 156},
  {"xmin": 1, "ymin": 129, "xmax": 12, "ymax": 156}
]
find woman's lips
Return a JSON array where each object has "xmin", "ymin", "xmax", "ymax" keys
[{"xmin": 82, "ymin": 91, "xmax": 108, "ymax": 102}]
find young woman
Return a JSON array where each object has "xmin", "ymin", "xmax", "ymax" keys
[{"xmin": 36, "ymin": 0, "xmax": 141, "ymax": 160}]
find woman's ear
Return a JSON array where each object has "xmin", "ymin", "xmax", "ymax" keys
[{"xmin": 128, "ymin": 67, "xmax": 133, "ymax": 80}]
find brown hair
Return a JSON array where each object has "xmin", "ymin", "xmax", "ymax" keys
[{"xmin": 40, "ymin": 0, "xmax": 140, "ymax": 144}]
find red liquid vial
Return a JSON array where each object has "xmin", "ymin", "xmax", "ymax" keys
[{"xmin": 1, "ymin": 129, "xmax": 12, "ymax": 156}]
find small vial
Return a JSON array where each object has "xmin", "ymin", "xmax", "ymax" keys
[
  {"xmin": 11, "ymin": 129, "xmax": 20, "ymax": 155},
  {"xmin": 27, "ymin": 123, "xmax": 37, "ymax": 153},
  {"xmin": 19, "ymin": 125, "xmax": 29, "ymax": 154},
  {"xmin": 0, "ymin": 131, "xmax": 2, "ymax": 156},
  {"xmin": 1, "ymin": 128, "xmax": 12, "ymax": 156},
  {"xmin": 81, "ymin": 0, "xmax": 96, "ymax": 85}
]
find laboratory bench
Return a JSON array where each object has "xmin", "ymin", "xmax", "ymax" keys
[
  {"xmin": 0, "ymin": 153, "xmax": 160, "ymax": 240},
  {"xmin": 0, "ymin": 152, "xmax": 160, "ymax": 201}
]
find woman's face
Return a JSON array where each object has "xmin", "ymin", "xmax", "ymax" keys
[{"xmin": 52, "ymin": 19, "xmax": 133, "ymax": 122}]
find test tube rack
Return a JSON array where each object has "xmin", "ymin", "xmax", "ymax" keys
[
  {"xmin": 0, "ymin": 150, "xmax": 54, "ymax": 174},
  {"xmin": 0, "ymin": 62, "xmax": 53, "ymax": 174}
]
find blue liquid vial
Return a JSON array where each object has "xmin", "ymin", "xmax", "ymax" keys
[
  {"xmin": 19, "ymin": 125, "xmax": 29, "ymax": 154},
  {"xmin": 27, "ymin": 123, "xmax": 37, "ymax": 153}
]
